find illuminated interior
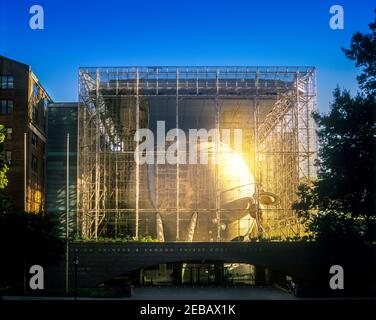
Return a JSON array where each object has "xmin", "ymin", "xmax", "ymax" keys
[{"xmin": 78, "ymin": 67, "xmax": 317, "ymax": 241}]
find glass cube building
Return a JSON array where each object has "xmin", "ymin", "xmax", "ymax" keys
[{"xmin": 78, "ymin": 67, "xmax": 317, "ymax": 241}]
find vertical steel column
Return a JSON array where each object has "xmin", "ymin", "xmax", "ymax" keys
[
  {"xmin": 176, "ymin": 68, "xmax": 180, "ymax": 241},
  {"xmin": 95, "ymin": 69, "xmax": 100, "ymax": 239},
  {"xmin": 115, "ymin": 69, "xmax": 119, "ymax": 237},
  {"xmin": 65, "ymin": 133, "xmax": 70, "ymax": 293},
  {"xmin": 215, "ymin": 69, "xmax": 221, "ymax": 241},
  {"xmin": 253, "ymin": 69, "xmax": 262, "ymax": 236},
  {"xmin": 103, "ymin": 136, "xmax": 106, "ymax": 235},
  {"xmin": 307, "ymin": 70, "xmax": 317, "ymax": 181},
  {"xmin": 312, "ymin": 69, "xmax": 318, "ymax": 177},
  {"xmin": 295, "ymin": 71, "xmax": 300, "ymax": 232},
  {"xmin": 135, "ymin": 67, "xmax": 140, "ymax": 239},
  {"xmin": 76, "ymin": 84, "xmax": 80, "ymax": 237},
  {"xmin": 115, "ymin": 149, "xmax": 118, "ymax": 237},
  {"xmin": 82, "ymin": 98, "xmax": 88, "ymax": 238},
  {"xmin": 306, "ymin": 73, "xmax": 311, "ymax": 180},
  {"xmin": 24, "ymin": 132, "xmax": 27, "ymax": 212}
]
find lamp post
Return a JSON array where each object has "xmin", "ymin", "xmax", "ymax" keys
[
  {"xmin": 73, "ymin": 255, "xmax": 79, "ymax": 300},
  {"xmin": 66, "ymin": 133, "xmax": 70, "ymax": 293}
]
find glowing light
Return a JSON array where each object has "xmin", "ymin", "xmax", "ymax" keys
[{"xmin": 217, "ymin": 142, "xmax": 255, "ymax": 205}]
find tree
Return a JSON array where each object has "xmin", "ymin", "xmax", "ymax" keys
[
  {"xmin": 0, "ymin": 211, "xmax": 64, "ymax": 289},
  {"xmin": 294, "ymin": 12, "xmax": 376, "ymax": 242},
  {"xmin": 342, "ymin": 11, "xmax": 376, "ymax": 95},
  {"xmin": 0, "ymin": 125, "xmax": 9, "ymax": 190},
  {"xmin": 314, "ymin": 89, "xmax": 375, "ymax": 218},
  {"xmin": 0, "ymin": 124, "xmax": 64, "ymax": 291},
  {"xmin": 0, "ymin": 125, "xmax": 11, "ymax": 216}
]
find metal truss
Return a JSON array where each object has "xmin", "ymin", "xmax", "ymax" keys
[{"xmin": 77, "ymin": 66, "xmax": 317, "ymax": 240}]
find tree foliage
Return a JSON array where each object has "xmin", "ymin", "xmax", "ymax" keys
[
  {"xmin": 313, "ymin": 89, "xmax": 375, "ymax": 218},
  {"xmin": 0, "ymin": 211, "xmax": 64, "ymax": 289},
  {"xmin": 294, "ymin": 12, "xmax": 376, "ymax": 242},
  {"xmin": 0, "ymin": 125, "xmax": 9, "ymax": 190},
  {"xmin": 0, "ymin": 124, "xmax": 64, "ymax": 290},
  {"xmin": 342, "ymin": 11, "xmax": 376, "ymax": 95}
]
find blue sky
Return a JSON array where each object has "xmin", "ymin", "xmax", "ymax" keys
[{"xmin": 1, "ymin": 0, "xmax": 375, "ymax": 111}]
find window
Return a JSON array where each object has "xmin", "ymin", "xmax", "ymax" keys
[
  {"xmin": 33, "ymin": 84, "xmax": 39, "ymax": 97},
  {"xmin": 44, "ymin": 98, "xmax": 49, "ymax": 110},
  {"xmin": 5, "ymin": 127, "xmax": 12, "ymax": 140},
  {"xmin": 0, "ymin": 75, "xmax": 14, "ymax": 89},
  {"xmin": 32, "ymin": 105, "xmax": 39, "ymax": 122},
  {"xmin": 0, "ymin": 100, "xmax": 13, "ymax": 114},
  {"xmin": 31, "ymin": 154, "xmax": 38, "ymax": 172},
  {"xmin": 0, "ymin": 151, "xmax": 12, "ymax": 165},
  {"xmin": 5, "ymin": 151, "xmax": 11, "ymax": 164},
  {"xmin": 31, "ymin": 132, "xmax": 38, "ymax": 148}
]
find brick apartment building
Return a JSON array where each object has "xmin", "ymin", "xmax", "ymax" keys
[{"xmin": 0, "ymin": 56, "xmax": 52, "ymax": 213}]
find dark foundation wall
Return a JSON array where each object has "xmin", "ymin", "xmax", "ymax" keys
[{"xmin": 45, "ymin": 241, "xmax": 376, "ymax": 296}]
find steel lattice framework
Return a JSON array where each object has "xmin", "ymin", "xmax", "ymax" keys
[{"xmin": 78, "ymin": 66, "xmax": 317, "ymax": 241}]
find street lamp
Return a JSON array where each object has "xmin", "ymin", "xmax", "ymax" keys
[{"xmin": 73, "ymin": 256, "xmax": 79, "ymax": 300}]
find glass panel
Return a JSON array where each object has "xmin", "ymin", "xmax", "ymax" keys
[
  {"xmin": 7, "ymin": 100, "xmax": 13, "ymax": 113},
  {"xmin": 8, "ymin": 75, "xmax": 14, "ymax": 88},
  {"xmin": 0, "ymin": 100, "xmax": 5, "ymax": 114},
  {"xmin": 1, "ymin": 76, "xmax": 5, "ymax": 89},
  {"xmin": 6, "ymin": 128, "xmax": 12, "ymax": 140},
  {"xmin": 33, "ymin": 84, "xmax": 38, "ymax": 97}
]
